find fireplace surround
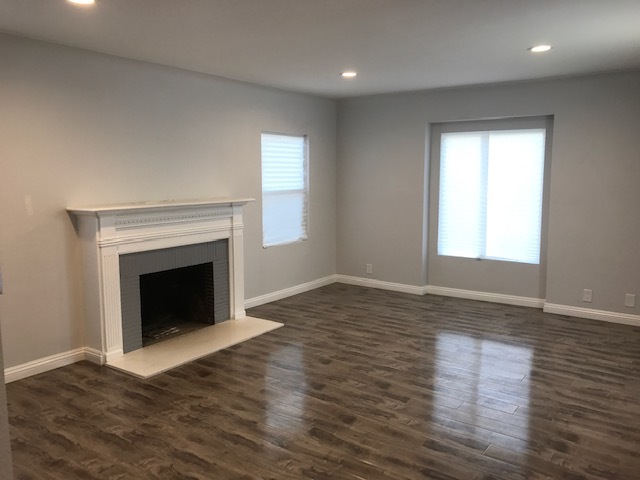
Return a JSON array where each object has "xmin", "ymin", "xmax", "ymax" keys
[
  {"xmin": 68, "ymin": 198, "xmax": 253, "ymax": 365},
  {"xmin": 120, "ymin": 240, "xmax": 229, "ymax": 352}
]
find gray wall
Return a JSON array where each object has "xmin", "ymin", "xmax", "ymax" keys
[
  {"xmin": 0, "ymin": 33, "xmax": 337, "ymax": 369},
  {"xmin": 2, "ymin": 31, "xmax": 639, "ymax": 373},
  {"xmin": 337, "ymin": 72, "xmax": 640, "ymax": 313}
]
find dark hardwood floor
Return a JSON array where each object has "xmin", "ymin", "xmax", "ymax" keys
[{"xmin": 6, "ymin": 283, "xmax": 640, "ymax": 479}]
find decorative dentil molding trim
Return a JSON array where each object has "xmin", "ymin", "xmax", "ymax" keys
[
  {"xmin": 114, "ymin": 209, "xmax": 233, "ymax": 229},
  {"xmin": 97, "ymin": 224, "xmax": 239, "ymax": 248}
]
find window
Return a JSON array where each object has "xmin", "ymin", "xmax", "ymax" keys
[
  {"xmin": 261, "ymin": 132, "xmax": 308, "ymax": 247},
  {"xmin": 437, "ymin": 127, "xmax": 546, "ymax": 264}
]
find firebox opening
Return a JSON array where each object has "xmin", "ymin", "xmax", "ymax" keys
[{"xmin": 140, "ymin": 262, "xmax": 214, "ymax": 347}]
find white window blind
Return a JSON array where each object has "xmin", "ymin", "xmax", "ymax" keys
[
  {"xmin": 261, "ymin": 133, "xmax": 308, "ymax": 247},
  {"xmin": 438, "ymin": 128, "xmax": 546, "ymax": 264}
]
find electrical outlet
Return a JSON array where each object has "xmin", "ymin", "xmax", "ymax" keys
[
  {"xmin": 366, "ymin": 264, "xmax": 373, "ymax": 275},
  {"xmin": 625, "ymin": 294, "xmax": 636, "ymax": 308},
  {"xmin": 582, "ymin": 289, "xmax": 592, "ymax": 303}
]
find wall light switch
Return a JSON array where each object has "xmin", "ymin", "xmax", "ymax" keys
[{"xmin": 625, "ymin": 294, "xmax": 636, "ymax": 308}]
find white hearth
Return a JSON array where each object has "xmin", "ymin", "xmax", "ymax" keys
[
  {"xmin": 68, "ymin": 198, "xmax": 254, "ymax": 365},
  {"xmin": 107, "ymin": 316, "xmax": 283, "ymax": 379}
]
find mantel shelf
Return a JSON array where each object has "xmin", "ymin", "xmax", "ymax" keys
[{"xmin": 67, "ymin": 197, "xmax": 254, "ymax": 216}]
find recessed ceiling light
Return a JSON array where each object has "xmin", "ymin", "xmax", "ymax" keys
[
  {"xmin": 341, "ymin": 71, "xmax": 357, "ymax": 78},
  {"xmin": 528, "ymin": 45, "xmax": 552, "ymax": 53},
  {"xmin": 68, "ymin": 0, "xmax": 95, "ymax": 5}
]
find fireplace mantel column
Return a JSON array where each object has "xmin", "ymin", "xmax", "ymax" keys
[{"xmin": 231, "ymin": 203, "xmax": 247, "ymax": 320}]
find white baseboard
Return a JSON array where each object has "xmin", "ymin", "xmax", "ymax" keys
[
  {"xmin": 5, "ymin": 348, "xmax": 84, "ymax": 383},
  {"xmin": 84, "ymin": 347, "xmax": 106, "ymax": 365},
  {"xmin": 7, "ymin": 280, "xmax": 637, "ymax": 384},
  {"xmin": 543, "ymin": 303, "xmax": 640, "ymax": 327},
  {"xmin": 426, "ymin": 285, "xmax": 545, "ymax": 308},
  {"xmin": 245, "ymin": 275, "xmax": 338, "ymax": 309},
  {"xmin": 5, "ymin": 347, "xmax": 105, "ymax": 383},
  {"xmin": 335, "ymin": 275, "xmax": 426, "ymax": 295}
]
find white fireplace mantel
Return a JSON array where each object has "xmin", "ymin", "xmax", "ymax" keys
[{"xmin": 68, "ymin": 197, "xmax": 254, "ymax": 364}]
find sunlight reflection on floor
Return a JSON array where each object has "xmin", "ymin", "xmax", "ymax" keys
[{"xmin": 434, "ymin": 332, "xmax": 533, "ymax": 454}]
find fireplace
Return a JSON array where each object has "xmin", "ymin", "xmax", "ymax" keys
[
  {"xmin": 139, "ymin": 263, "xmax": 214, "ymax": 346},
  {"xmin": 119, "ymin": 240, "xmax": 229, "ymax": 352},
  {"xmin": 68, "ymin": 198, "xmax": 253, "ymax": 364}
]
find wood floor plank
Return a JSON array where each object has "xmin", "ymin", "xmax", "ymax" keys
[{"xmin": 7, "ymin": 283, "xmax": 640, "ymax": 479}]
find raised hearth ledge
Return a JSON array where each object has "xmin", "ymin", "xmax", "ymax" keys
[
  {"xmin": 68, "ymin": 197, "xmax": 254, "ymax": 367},
  {"xmin": 108, "ymin": 316, "xmax": 284, "ymax": 379}
]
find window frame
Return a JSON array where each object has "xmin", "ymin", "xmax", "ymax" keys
[
  {"xmin": 431, "ymin": 116, "xmax": 552, "ymax": 265},
  {"xmin": 261, "ymin": 131, "xmax": 309, "ymax": 248}
]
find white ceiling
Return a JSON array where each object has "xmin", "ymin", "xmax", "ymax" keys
[{"xmin": 1, "ymin": 0, "xmax": 639, "ymax": 98}]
